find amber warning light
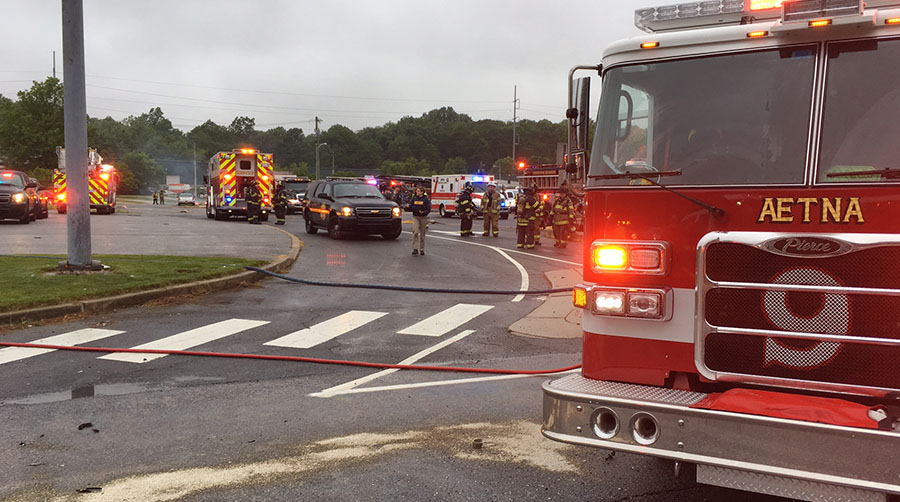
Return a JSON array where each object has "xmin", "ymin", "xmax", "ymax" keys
[{"xmin": 590, "ymin": 241, "xmax": 669, "ymax": 275}]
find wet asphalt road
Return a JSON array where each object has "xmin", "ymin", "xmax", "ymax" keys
[{"xmin": 0, "ymin": 204, "xmax": 788, "ymax": 502}]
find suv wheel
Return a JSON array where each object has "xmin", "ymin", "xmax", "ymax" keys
[
  {"xmin": 19, "ymin": 210, "xmax": 30, "ymax": 224},
  {"xmin": 382, "ymin": 229, "xmax": 401, "ymax": 240},
  {"xmin": 305, "ymin": 213, "xmax": 318, "ymax": 234},
  {"xmin": 327, "ymin": 218, "xmax": 342, "ymax": 240}
]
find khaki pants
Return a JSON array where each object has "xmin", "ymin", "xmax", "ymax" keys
[
  {"xmin": 412, "ymin": 215, "xmax": 428, "ymax": 251},
  {"xmin": 483, "ymin": 213, "xmax": 499, "ymax": 236}
]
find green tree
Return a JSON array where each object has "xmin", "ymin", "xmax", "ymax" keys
[
  {"xmin": 0, "ymin": 78, "xmax": 65, "ymax": 171},
  {"xmin": 443, "ymin": 156, "xmax": 467, "ymax": 174},
  {"xmin": 118, "ymin": 151, "xmax": 164, "ymax": 194}
]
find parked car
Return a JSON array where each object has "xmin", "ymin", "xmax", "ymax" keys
[
  {"xmin": 177, "ymin": 192, "xmax": 198, "ymax": 206},
  {"xmin": 0, "ymin": 169, "xmax": 38, "ymax": 224},
  {"xmin": 34, "ymin": 184, "xmax": 51, "ymax": 219},
  {"xmin": 303, "ymin": 180, "xmax": 402, "ymax": 240}
]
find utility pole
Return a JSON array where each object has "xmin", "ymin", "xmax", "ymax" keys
[
  {"xmin": 192, "ymin": 142, "xmax": 197, "ymax": 198},
  {"xmin": 511, "ymin": 85, "xmax": 520, "ymax": 183},
  {"xmin": 314, "ymin": 116, "xmax": 321, "ymax": 179},
  {"xmin": 61, "ymin": 0, "xmax": 95, "ymax": 270}
]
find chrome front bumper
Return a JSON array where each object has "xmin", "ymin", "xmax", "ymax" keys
[{"xmin": 542, "ymin": 374, "xmax": 900, "ymax": 500}]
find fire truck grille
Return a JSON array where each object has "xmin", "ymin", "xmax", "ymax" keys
[{"xmin": 698, "ymin": 235, "xmax": 900, "ymax": 395}]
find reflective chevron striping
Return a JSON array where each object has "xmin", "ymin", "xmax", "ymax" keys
[
  {"xmin": 0, "ymin": 329, "xmax": 125, "ymax": 366},
  {"xmin": 98, "ymin": 318, "xmax": 269, "ymax": 364},
  {"xmin": 397, "ymin": 304, "xmax": 494, "ymax": 337},
  {"xmin": 264, "ymin": 311, "xmax": 387, "ymax": 349}
]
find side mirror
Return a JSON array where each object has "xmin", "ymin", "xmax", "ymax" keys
[
  {"xmin": 570, "ymin": 76, "xmax": 591, "ymax": 151},
  {"xmin": 25, "ymin": 182, "xmax": 37, "ymax": 189},
  {"xmin": 317, "ymin": 193, "xmax": 331, "ymax": 200}
]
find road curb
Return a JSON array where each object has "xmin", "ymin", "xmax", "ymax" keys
[
  {"xmin": 1, "ymin": 225, "xmax": 302, "ymax": 327},
  {"xmin": 509, "ymin": 268, "xmax": 582, "ymax": 339}
]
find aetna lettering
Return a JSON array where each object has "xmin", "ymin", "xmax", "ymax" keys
[{"xmin": 757, "ymin": 197, "xmax": 864, "ymax": 224}]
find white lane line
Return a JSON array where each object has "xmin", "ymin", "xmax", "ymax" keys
[
  {"xmin": 263, "ymin": 311, "xmax": 387, "ymax": 349},
  {"xmin": 397, "ymin": 304, "xmax": 493, "ymax": 337},
  {"xmin": 310, "ymin": 329, "xmax": 475, "ymax": 398},
  {"xmin": 494, "ymin": 248, "xmax": 528, "ymax": 302},
  {"xmin": 329, "ymin": 369, "xmax": 581, "ymax": 396},
  {"xmin": 0, "ymin": 329, "xmax": 125, "ymax": 366},
  {"xmin": 98, "ymin": 318, "xmax": 269, "ymax": 363},
  {"xmin": 406, "ymin": 231, "xmax": 581, "ymax": 267}
]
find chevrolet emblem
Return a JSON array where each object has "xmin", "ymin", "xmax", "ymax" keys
[{"xmin": 371, "ymin": 210, "xmax": 379, "ymax": 214}]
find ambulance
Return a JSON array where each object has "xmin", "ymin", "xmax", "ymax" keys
[
  {"xmin": 542, "ymin": 1, "xmax": 900, "ymax": 500},
  {"xmin": 205, "ymin": 148, "xmax": 274, "ymax": 221},
  {"xmin": 430, "ymin": 174, "xmax": 509, "ymax": 219}
]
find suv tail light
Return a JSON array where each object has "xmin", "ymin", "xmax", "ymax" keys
[{"xmin": 590, "ymin": 240, "xmax": 670, "ymax": 275}]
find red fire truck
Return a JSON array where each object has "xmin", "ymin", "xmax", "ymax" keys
[
  {"xmin": 205, "ymin": 148, "xmax": 274, "ymax": 221},
  {"xmin": 54, "ymin": 147, "xmax": 118, "ymax": 215},
  {"xmin": 542, "ymin": 1, "xmax": 900, "ymax": 500}
]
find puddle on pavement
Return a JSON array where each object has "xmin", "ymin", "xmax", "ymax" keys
[{"xmin": 2, "ymin": 376, "xmax": 226, "ymax": 405}]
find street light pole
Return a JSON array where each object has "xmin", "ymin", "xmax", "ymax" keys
[
  {"xmin": 316, "ymin": 142, "xmax": 328, "ymax": 180},
  {"xmin": 61, "ymin": 0, "xmax": 94, "ymax": 269}
]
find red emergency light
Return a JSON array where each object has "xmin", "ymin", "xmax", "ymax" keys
[
  {"xmin": 1, "ymin": 172, "xmax": 13, "ymax": 178},
  {"xmin": 99, "ymin": 173, "xmax": 110, "ymax": 181}
]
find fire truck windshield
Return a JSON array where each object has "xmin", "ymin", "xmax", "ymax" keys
[
  {"xmin": 818, "ymin": 38, "xmax": 900, "ymax": 184},
  {"xmin": 589, "ymin": 46, "xmax": 817, "ymax": 187}
]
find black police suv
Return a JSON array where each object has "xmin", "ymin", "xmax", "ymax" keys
[
  {"xmin": 303, "ymin": 180, "xmax": 402, "ymax": 240},
  {"xmin": 0, "ymin": 169, "xmax": 38, "ymax": 224}
]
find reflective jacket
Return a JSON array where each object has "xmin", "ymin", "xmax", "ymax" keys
[
  {"xmin": 410, "ymin": 194, "xmax": 431, "ymax": 217},
  {"xmin": 456, "ymin": 190, "xmax": 474, "ymax": 215},
  {"xmin": 274, "ymin": 190, "xmax": 288, "ymax": 208},
  {"xmin": 552, "ymin": 195, "xmax": 575, "ymax": 226},
  {"xmin": 516, "ymin": 194, "xmax": 537, "ymax": 226},
  {"xmin": 246, "ymin": 186, "xmax": 262, "ymax": 205},
  {"xmin": 480, "ymin": 191, "xmax": 502, "ymax": 214}
]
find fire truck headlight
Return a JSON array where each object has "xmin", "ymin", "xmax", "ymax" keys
[
  {"xmin": 12, "ymin": 193, "xmax": 25, "ymax": 203},
  {"xmin": 627, "ymin": 292, "xmax": 662, "ymax": 318},
  {"xmin": 341, "ymin": 206, "xmax": 353, "ymax": 217},
  {"xmin": 392, "ymin": 207, "xmax": 401, "ymax": 217},
  {"xmin": 573, "ymin": 287, "xmax": 588, "ymax": 309},
  {"xmin": 594, "ymin": 291, "xmax": 625, "ymax": 315}
]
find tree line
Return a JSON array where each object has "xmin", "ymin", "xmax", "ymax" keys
[{"xmin": 0, "ymin": 78, "xmax": 568, "ymax": 194}]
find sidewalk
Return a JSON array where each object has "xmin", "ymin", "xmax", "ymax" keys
[{"xmin": 509, "ymin": 268, "xmax": 582, "ymax": 339}]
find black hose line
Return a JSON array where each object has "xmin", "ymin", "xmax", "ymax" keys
[{"xmin": 246, "ymin": 266, "xmax": 574, "ymax": 295}]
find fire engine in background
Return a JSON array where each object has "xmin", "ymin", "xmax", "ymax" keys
[
  {"xmin": 205, "ymin": 148, "xmax": 274, "ymax": 221},
  {"xmin": 518, "ymin": 163, "xmax": 584, "ymax": 229},
  {"xmin": 543, "ymin": 1, "xmax": 900, "ymax": 500},
  {"xmin": 431, "ymin": 174, "xmax": 509, "ymax": 219},
  {"xmin": 54, "ymin": 147, "xmax": 118, "ymax": 215}
]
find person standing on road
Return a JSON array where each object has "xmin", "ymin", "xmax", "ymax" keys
[
  {"xmin": 152, "ymin": 191, "xmax": 158, "ymax": 205},
  {"xmin": 410, "ymin": 186, "xmax": 431, "ymax": 256},
  {"xmin": 456, "ymin": 182, "xmax": 475, "ymax": 237},
  {"xmin": 552, "ymin": 186, "xmax": 576, "ymax": 248},
  {"xmin": 246, "ymin": 181, "xmax": 262, "ymax": 225},
  {"xmin": 516, "ymin": 186, "xmax": 537, "ymax": 249},
  {"xmin": 273, "ymin": 183, "xmax": 288, "ymax": 225},
  {"xmin": 533, "ymin": 185, "xmax": 545, "ymax": 246},
  {"xmin": 480, "ymin": 182, "xmax": 501, "ymax": 237},
  {"xmin": 159, "ymin": 190, "xmax": 165, "ymax": 205}
]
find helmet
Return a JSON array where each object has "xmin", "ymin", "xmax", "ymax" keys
[
  {"xmin": 523, "ymin": 186, "xmax": 534, "ymax": 195},
  {"xmin": 463, "ymin": 181, "xmax": 473, "ymax": 191}
]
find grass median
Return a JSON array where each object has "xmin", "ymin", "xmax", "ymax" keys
[{"xmin": 0, "ymin": 255, "xmax": 266, "ymax": 313}]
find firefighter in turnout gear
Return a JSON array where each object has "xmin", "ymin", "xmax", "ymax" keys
[
  {"xmin": 456, "ymin": 182, "xmax": 475, "ymax": 236},
  {"xmin": 246, "ymin": 180, "xmax": 262, "ymax": 225},
  {"xmin": 552, "ymin": 186, "xmax": 576, "ymax": 248},
  {"xmin": 532, "ymin": 184, "xmax": 545, "ymax": 246},
  {"xmin": 516, "ymin": 186, "xmax": 537, "ymax": 249},
  {"xmin": 273, "ymin": 183, "xmax": 288, "ymax": 225},
  {"xmin": 481, "ymin": 182, "xmax": 501, "ymax": 237}
]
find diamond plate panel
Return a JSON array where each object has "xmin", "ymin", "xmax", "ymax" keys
[
  {"xmin": 547, "ymin": 374, "xmax": 707, "ymax": 406},
  {"xmin": 697, "ymin": 465, "xmax": 887, "ymax": 502}
]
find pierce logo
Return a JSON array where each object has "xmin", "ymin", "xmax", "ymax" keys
[{"xmin": 765, "ymin": 237, "xmax": 850, "ymax": 257}]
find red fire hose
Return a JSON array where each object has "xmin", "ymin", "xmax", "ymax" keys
[{"xmin": 0, "ymin": 342, "xmax": 581, "ymax": 375}]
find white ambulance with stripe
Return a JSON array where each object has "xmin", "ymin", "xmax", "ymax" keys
[
  {"xmin": 431, "ymin": 174, "xmax": 509, "ymax": 219},
  {"xmin": 205, "ymin": 148, "xmax": 274, "ymax": 221}
]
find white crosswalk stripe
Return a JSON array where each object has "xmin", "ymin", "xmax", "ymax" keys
[
  {"xmin": 263, "ymin": 310, "xmax": 388, "ymax": 349},
  {"xmin": 397, "ymin": 304, "xmax": 494, "ymax": 337},
  {"xmin": 98, "ymin": 318, "xmax": 269, "ymax": 364},
  {"xmin": 0, "ymin": 328, "xmax": 124, "ymax": 366}
]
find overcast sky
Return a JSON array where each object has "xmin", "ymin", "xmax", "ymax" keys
[{"xmin": 2, "ymin": 0, "xmax": 659, "ymax": 133}]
